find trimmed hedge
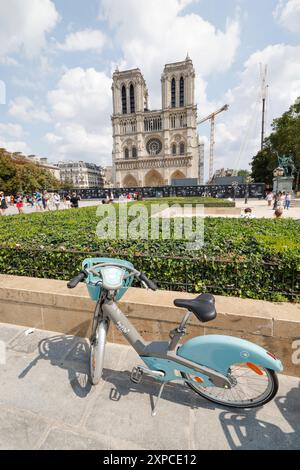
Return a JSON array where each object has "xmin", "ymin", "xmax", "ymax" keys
[
  {"xmin": 0, "ymin": 204, "xmax": 299, "ymax": 302},
  {"xmin": 141, "ymin": 197, "xmax": 235, "ymax": 207}
]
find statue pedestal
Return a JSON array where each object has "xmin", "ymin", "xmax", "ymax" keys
[{"xmin": 273, "ymin": 176, "xmax": 294, "ymax": 193}]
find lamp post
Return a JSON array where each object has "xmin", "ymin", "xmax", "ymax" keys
[
  {"xmin": 232, "ymin": 180, "xmax": 239, "ymax": 201},
  {"xmin": 244, "ymin": 176, "xmax": 252, "ymax": 204},
  {"xmin": 296, "ymin": 169, "xmax": 300, "ymax": 195}
]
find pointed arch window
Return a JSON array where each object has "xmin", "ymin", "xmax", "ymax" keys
[
  {"xmin": 124, "ymin": 148, "xmax": 129, "ymax": 159},
  {"xmin": 179, "ymin": 142, "xmax": 185, "ymax": 155},
  {"xmin": 172, "ymin": 144, "xmax": 177, "ymax": 156},
  {"xmin": 122, "ymin": 85, "xmax": 127, "ymax": 114},
  {"xmin": 171, "ymin": 78, "xmax": 176, "ymax": 108},
  {"xmin": 130, "ymin": 84, "xmax": 135, "ymax": 113},
  {"xmin": 132, "ymin": 146, "xmax": 137, "ymax": 159},
  {"xmin": 179, "ymin": 77, "xmax": 184, "ymax": 107}
]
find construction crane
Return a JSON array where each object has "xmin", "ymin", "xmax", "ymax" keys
[{"xmin": 197, "ymin": 104, "xmax": 229, "ymax": 182}]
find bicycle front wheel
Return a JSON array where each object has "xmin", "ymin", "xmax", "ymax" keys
[
  {"xmin": 183, "ymin": 364, "xmax": 278, "ymax": 408},
  {"xmin": 89, "ymin": 320, "xmax": 108, "ymax": 385}
]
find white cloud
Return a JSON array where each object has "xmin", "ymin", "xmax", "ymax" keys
[
  {"xmin": 0, "ymin": 123, "xmax": 26, "ymax": 139},
  {"xmin": 45, "ymin": 123, "xmax": 112, "ymax": 164},
  {"xmin": 0, "ymin": 0, "xmax": 59, "ymax": 59},
  {"xmin": 273, "ymin": 0, "xmax": 300, "ymax": 33},
  {"xmin": 0, "ymin": 122, "xmax": 29, "ymax": 157},
  {"xmin": 9, "ymin": 96, "xmax": 51, "ymax": 123},
  {"xmin": 46, "ymin": 67, "xmax": 112, "ymax": 164},
  {"xmin": 48, "ymin": 67, "xmax": 111, "ymax": 127},
  {"xmin": 0, "ymin": 57, "xmax": 19, "ymax": 66},
  {"xmin": 212, "ymin": 44, "xmax": 300, "ymax": 171},
  {"xmin": 0, "ymin": 137, "xmax": 30, "ymax": 155},
  {"xmin": 101, "ymin": 0, "xmax": 240, "ymax": 108},
  {"xmin": 57, "ymin": 29, "xmax": 107, "ymax": 52}
]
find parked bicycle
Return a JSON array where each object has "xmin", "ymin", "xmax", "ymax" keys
[{"xmin": 68, "ymin": 258, "xmax": 283, "ymax": 416}]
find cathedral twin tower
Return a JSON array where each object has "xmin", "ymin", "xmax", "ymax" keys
[{"xmin": 111, "ymin": 56, "xmax": 203, "ymax": 188}]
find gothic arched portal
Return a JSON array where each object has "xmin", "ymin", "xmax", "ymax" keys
[
  {"xmin": 144, "ymin": 169, "xmax": 164, "ymax": 187},
  {"xmin": 123, "ymin": 174, "xmax": 138, "ymax": 188},
  {"xmin": 171, "ymin": 170, "xmax": 186, "ymax": 182}
]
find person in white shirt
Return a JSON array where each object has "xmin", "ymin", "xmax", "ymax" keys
[
  {"xmin": 266, "ymin": 192, "xmax": 274, "ymax": 207},
  {"xmin": 53, "ymin": 193, "xmax": 61, "ymax": 210},
  {"xmin": 240, "ymin": 207, "xmax": 254, "ymax": 218}
]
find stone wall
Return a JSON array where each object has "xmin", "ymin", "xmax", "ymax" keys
[{"xmin": 0, "ymin": 274, "xmax": 299, "ymax": 376}]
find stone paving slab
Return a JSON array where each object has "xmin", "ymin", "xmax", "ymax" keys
[{"xmin": 0, "ymin": 322, "xmax": 300, "ymax": 450}]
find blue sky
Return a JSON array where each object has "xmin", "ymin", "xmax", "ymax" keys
[{"xmin": 0, "ymin": 0, "xmax": 299, "ymax": 178}]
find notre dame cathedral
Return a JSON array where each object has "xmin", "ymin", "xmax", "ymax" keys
[{"xmin": 111, "ymin": 56, "xmax": 203, "ymax": 188}]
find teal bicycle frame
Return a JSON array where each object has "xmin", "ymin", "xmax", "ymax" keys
[{"xmin": 69, "ymin": 257, "xmax": 283, "ymax": 415}]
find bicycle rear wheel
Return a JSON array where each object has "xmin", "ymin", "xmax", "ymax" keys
[
  {"xmin": 89, "ymin": 320, "xmax": 108, "ymax": 385},
  {"xmin": 182, "ymin": 364, "xmax": 278, "ymax": 408}
]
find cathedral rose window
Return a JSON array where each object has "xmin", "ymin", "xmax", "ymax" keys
[{"xmin": 146, "ymin": 138, "xmax": 162, "ymax": 156}]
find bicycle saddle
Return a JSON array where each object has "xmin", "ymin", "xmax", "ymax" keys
[{"xmin": 174, "ymin": 293, "xmax": 216, "ymax": 323}]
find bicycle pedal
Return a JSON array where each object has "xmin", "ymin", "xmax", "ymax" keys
[{"xmin": 130, "ymin": 366, "xmax": 143, "ymax": 384}]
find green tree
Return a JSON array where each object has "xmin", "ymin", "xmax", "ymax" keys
[
  {"xmin": 0, "ymin": 149, "xmax": 61, "ymax": 194},
  {"xmin": 237, "ymin": 169, "xmax": 251, "ymax": 179},
  {"xmin": 251, "ymin": 98, "xmax": 300, "ymax": 184}
]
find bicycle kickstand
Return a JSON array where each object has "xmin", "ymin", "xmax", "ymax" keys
[{"xmin": 151, "ymin": 381, "xmax": 166, "ymax": 417}]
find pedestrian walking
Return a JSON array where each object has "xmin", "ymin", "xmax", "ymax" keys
[
  {"xmin": 34, "ymin": 191, "xmax": 43, "ymax": 211},
  {"xmin": 53, "ymin": 192, "xmax": 61, "ymax": 210},
  {"xmin": 70, "ymin": 192, "xmax": 80, "ymax": 208},
  {"xmin": 284, "ymin": 192, "xmax": 291, "ymax": 210},
  {"xmin": 0, "ymin": 192, "xmax": 8, "ymax": 215},
  {"xmin": 266, "ymin": 191, "xmax": 274, "ymax": 207},
  {"xmin": 43, "ymin": 191, "xmax": 51, "ymax": 211},
  {"xmin": 65, "ymin": 194, "xmax": 71, "ymax": 209},
  {"xmin": 15, "ymin": 194, "xmax": 24, "ymax": 214}
]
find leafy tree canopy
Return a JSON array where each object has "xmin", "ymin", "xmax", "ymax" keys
[
  {"xmin": 0, "ymin": 149, "xmax": 61, "ymax": 194},
  {"xmin": 251, "ymin": 98, "xmax": 300, "ymax": 184}
]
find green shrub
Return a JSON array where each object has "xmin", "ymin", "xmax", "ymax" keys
[{"xmin": 0, "ymin": 204, "xmax": 299, "ymax": 302}]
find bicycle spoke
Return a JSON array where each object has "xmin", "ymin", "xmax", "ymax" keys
[{"xmin": 186, "ymin": 363, "xmax": 274, "ymax": 407}]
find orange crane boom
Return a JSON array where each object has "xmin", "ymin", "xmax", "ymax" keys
[{"xmin": 197, "ymin": 104, "xmax": 229, "ymax": 182}]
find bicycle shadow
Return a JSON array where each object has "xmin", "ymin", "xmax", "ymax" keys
[
  {"xmin": 219, "ymin": 382, "xmax": 300, "ymax": 449},
  {"xmin": 17, "ymin": 329, "xmax": 218, "ymax": 410},
  {"xmin": 18, "ymin": 324, "xmax": 93, "ymax": 398},
  {"xmin": 274, "ymin": 382, "xmax": 300, "ymax": 447},
  {"xmin": 17, "ymin": 329, "xmax": 300, "ymax": 446},
  {"xmin": 101, "ymin": 367, "xmax": 218, "ymax": 413}
]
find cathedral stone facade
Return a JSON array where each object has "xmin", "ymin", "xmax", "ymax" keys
[{"xmin": 111, "ymin": 56, "xmax": 203, "ymax": 188}]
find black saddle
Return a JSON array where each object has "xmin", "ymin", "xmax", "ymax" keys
[{"xmin": 174, "ymin": 293, "xmax": 216, "ymax": 323}]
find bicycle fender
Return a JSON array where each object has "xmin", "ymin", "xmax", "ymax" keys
[{"xmin": 177, "ymin": 334, "xmax": 283, "ymax": 375}]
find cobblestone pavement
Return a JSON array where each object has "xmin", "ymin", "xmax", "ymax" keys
[{"xmin": 0, "ymin": 322, "xmax": 299, "ymax": 450}]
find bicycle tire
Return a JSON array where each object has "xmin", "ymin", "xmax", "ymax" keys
[
  {"xmin": 182, "ymin": 366, "xmax": 279, "ymax": 409},
  {"xmin": 89, "ymin": 320, "xmax": 108, "ymax": 385}
]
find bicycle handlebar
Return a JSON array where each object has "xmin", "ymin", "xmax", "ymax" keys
[
  {"xmin": 138, "ymin": 272, "xmax": 157, "ymax": 291},
  {"xmin": 67, "ymin": 270, "xmax": 87, "ymax": 289},
  {"xmin": 67, "ymin": 263, "xmax": 157, "ymax": 291}
]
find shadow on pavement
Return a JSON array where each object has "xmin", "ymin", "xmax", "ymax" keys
[
  {"xmin": 219, "ymin": 410, "xmax": 291, "ymax": 449},
  {"xmin": 275, "ymin": 383, "xmax": 300, "ymax": 448},
  {"xmin": 101, "ymin": 367, "xmax": 218, "ymax": 413},
  {"xmin": 17, "ymin": 331, "xmax": 300, "ymax": 449},
  {"xmin": 17, "ymin": 331, "xmax": 219, "ymax": 411},
  {"xmin": 219, "ymin": 383, "xmax": 300, "ymax": 449},
  {"xmin": 18, "ymin": 327, "xmax": 93, "ymax": 398}
]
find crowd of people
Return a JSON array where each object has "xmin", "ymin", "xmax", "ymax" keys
[
  {"xmin": 101, "ymin": 191, "xmax": 142, "ymax": 204},
  {"xmin": 265, "ymin": 191, "xmax": 292, "ymax": 218},
  {"xmin": 0, "ymin": 190, "xmax": 81, "ymax": 215}
]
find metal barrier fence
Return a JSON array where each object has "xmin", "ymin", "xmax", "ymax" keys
[{"xmin": 58, "ymin": 183, "xmax": 265, "ymax": 200}]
